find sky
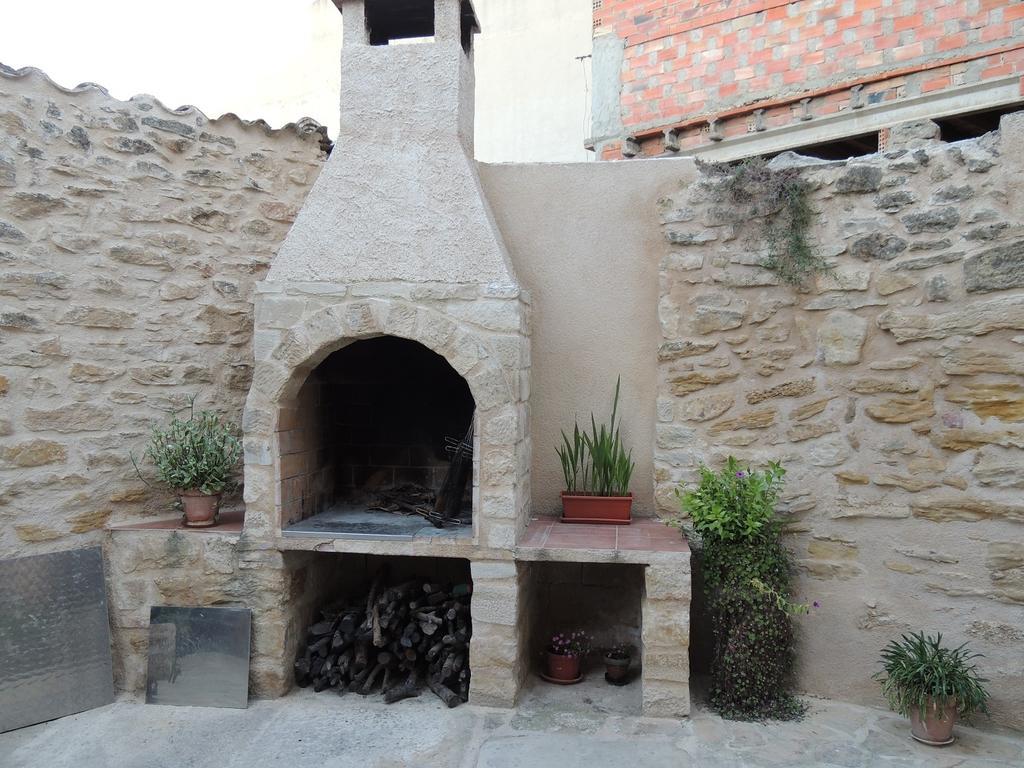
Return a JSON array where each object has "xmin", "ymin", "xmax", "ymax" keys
[
  {"xmin": 1, "ymin": 1, "xmax": 342, "ymax": 128},
  {"xmin": 0, "ymin": 0, "xmax": 594, "ymax": 162}
]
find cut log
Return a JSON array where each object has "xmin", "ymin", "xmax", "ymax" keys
[
  {"xmin": 429, "ymin": 677, "xmax": 461, "ymax": 708},
  {"xmin": 384, "ymin": 669, "xmax": 421, "ymax": 704}
]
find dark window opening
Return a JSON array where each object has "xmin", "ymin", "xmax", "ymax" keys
[
  {"xmin": 776, "ymin": 131, "xmax": 880, "ymax": 161},
  {"xmin": 460, "ymin": 0, "xmax": 477, "ymax": 54},
  {"xmin": 936, "ymin": 102, "xmax": 1024, "ymax": 142}
]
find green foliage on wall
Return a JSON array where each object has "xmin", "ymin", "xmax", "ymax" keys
[{"xmin": 700, "ymin": 158, "xmax": 828, "ymax": 287}]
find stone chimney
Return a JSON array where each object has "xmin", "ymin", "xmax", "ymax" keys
[
  {"xmin": 245, "ymin": 0, "xmax": 531, "ymax": 554},
  {"xmin": 267, "ymin": 0, "xmax": 516, "ymax": 287}
]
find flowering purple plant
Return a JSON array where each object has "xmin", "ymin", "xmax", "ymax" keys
[{"xmin": 548, "ymin": 630, "xmax": 592, "ymax": 658}]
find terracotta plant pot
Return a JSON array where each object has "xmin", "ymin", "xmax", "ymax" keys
[
  {"xmin": 909, "ymin": 698, "xmax": 958, "ymax": 746},
  {"xmin": 560, "ymin": 492, "xmax": 633, "ymax": 525},
  {"xmin": 179, "ymin": 490, "xmax": 222, "ymax": 527},
  {"xmin": 545, "ymin": 652, "xmax": 581, "ymax": 682},
  {"xmin": 604, "ymin": 651, "xmax": 631, "ymax": 684}
]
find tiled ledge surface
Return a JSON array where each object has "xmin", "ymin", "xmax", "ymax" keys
[
  {"xmin": 517, "ymin": 516, "xmax": 690, "ymax": 562},
  {"xmin": 108, "ymin": 509, "xmax": 245, "ymax": 534}
]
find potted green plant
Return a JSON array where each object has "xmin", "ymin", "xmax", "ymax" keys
[
  {"xmin": 135, "ymin": 402, "xmax": 242, "ymax": 527},
  {"xmin": 674, "ymin": 457, "xmax": 807, "ymax": 720},
  {"xmin": 875, "ymin": 631, "xmax": 990, "ymax": 746},
  {"xmin": 603, "ymin": 644, "xmax": 631, "ymax": 685},
  {"xmin": 556, "ymin": 378, "xmax": 635, "ymax": 524},
  {"xmin": 543, "ymin": 630, "xmax": 591, "ymax": 684}
]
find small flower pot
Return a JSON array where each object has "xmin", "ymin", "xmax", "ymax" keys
[
  {"xmin": 909, "ymin": 698, "xmax": 958, "ymax": 746},
  {"xmin": 545, "ymin": 652, "xmax": 581, "ymax": 683},
  {"xmin": 179, "ymin": 490, "xmax": 222, "ymax": 527},
  {"xmin": 603, "ymin": 651, "xmax": 631, "ymax": 685},
  {"xmin": 560, "ymin": 492, "xmax": 632, "ymax": 525}
]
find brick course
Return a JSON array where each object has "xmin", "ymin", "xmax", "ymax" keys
[{"xmin": 593, "ymin": 0, "xmax": 1024, "ymax": 158}]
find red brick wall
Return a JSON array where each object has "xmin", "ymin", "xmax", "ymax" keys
[{"xmin": 594, "ymin": 0, "xmax": 1024, "ymax": 157}]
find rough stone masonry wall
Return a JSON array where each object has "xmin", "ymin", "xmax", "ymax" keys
[
  {"xmin": 655, "ymin": 112, "xmax": 1024, "ymax": 730},
  {"xmin": 0, "ymin": 67, "xmax": 327, "ymax": 559}
]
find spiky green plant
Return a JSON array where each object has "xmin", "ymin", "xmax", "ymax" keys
[
  {"xmin": 556, "ymin": 422, "xmax": 589, "ymax": 494},
  {"xmin": 136, "ymin": 400, "xmax": 242, "ymax": 495},
  {"xmin": 556, "ymin": 378, "xmax": 635, "ymax": 496},
  {"xmin": 875, "ymin": 632, "xmax": 990, "ymax": 721}
]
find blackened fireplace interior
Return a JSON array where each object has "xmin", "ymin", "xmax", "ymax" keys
[{"xmin": 282, "ymin": 336, "xmax": 476, "ymax": 539}]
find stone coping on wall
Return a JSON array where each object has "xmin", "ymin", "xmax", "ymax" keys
[{"xmin": 0, "ymin": 63, "xmax": 331, "ymax": 146}]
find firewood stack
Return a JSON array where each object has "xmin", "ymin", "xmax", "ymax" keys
[{"xmin": 294, "ymin": 570, "xmax": 472, "ymax": 707}]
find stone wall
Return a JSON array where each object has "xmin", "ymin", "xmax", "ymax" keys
[
  {"xmin": 104, "ymin": 528, "xmax": 297, "ymax": 696},
  {"xmin": 0, "ymin": 67, "xmax": 327, "ymax": 558},
  {"xmin": 655, "ymin": 113, "xmax": 1024, "ymax": 729}
]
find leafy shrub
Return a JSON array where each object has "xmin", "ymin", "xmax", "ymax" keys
[
  {"xmin": 875, "ymin": 632, "xmax": 990, "ymax": 721},
  {"xmin": 556, "ymin": 378, "xmax": 635, "ymax": 496},
  {"xmin": 677, "ymin": 457, "xmax": 805, "ymax": 720},
  {"xmin": 678, "ymin": 456, "xmax": 784, "ymax": 541},
  {"xmin": 138, "ymin": 403, "xmax": 242, "ymax": 495}
]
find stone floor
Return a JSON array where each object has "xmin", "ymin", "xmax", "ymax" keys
[{"xmin": 1, "ymin": 682, "xmax": 1021, "ymax": 768}]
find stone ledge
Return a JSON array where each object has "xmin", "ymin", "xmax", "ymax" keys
[{"xmin": 107, "ymin": 510, "xmax": 245, "ymax": 536}]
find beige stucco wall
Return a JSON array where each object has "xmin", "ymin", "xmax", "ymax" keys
[{"xmin": 480, "ymin": 160, "xmax": 697, "ymax": 516}]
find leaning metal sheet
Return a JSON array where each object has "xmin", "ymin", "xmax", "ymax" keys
[
  {"xmin": 146, "ymin": 606, "xmax": 251, "ymax": 709},
  {"xmin": 0, "ymin": 547, "xmax": 115, "ymax": 733}
]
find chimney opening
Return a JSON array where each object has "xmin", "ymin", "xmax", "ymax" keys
[{"xmin": 365, "ymin": 0, "xmax": 435, "ymax": 45}]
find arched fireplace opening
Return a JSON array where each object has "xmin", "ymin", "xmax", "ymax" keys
[{"xmin": 281, "ymin": 336, "xmax": 477, "ymax": 539}]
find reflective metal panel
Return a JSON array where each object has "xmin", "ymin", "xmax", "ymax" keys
[
  {"xmin": 145, "ymin": 606, "xmax": 251, "ymax": 709},
  {"xmin": 0, "ymin": 547, "xmax": 114, "ymax": 733}
]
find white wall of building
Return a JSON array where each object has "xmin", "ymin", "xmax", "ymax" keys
[
  {"xmin": 473, "ymin": 0, "xmax": 593, "ymax": 162},
  {"xmin": 0, "ymin": 0, "xmax": 591, "ymax": 162}
]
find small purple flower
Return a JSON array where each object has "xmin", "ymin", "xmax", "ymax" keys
[
  {"xmin": 735, "ymin": 471, "xmax": 747, "ymax": 478},
  {"xmin": 813, "ymin": 601, "xmax": 820, "ymax": 609}
]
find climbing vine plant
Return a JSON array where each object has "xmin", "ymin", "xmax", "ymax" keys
[{"xmin": 699, "ymin": 157, "xmax": 828, "ymax": 287}]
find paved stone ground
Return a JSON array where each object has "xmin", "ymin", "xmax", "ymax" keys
[{"xmin": 1, "ymin": 680, "xmax": 1021, "ymax": 768}]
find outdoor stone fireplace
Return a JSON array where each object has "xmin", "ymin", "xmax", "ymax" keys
[
  {"xmin": 242, "ymin": 0, "xmax": 532, "ymax": 552},
  {"xmin": 238, "ymin": 0, "xmax": 535, "ymax": 708},
  {"xmin": 90, "ymin": 0, "xmax": 691, "ymax": 717},
  {"xmin": 233, "ymin": 0, "xmax": 690, "ymax": 715}
]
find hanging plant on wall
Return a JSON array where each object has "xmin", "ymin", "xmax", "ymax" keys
[{"xmin": 699, "ymin": 157, "xmax": 827, "ymax": 287}]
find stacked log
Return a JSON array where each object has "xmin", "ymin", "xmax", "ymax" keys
[{"xmin": 294, "ymin": 571, "xmax": 472, "ymax": 707}]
